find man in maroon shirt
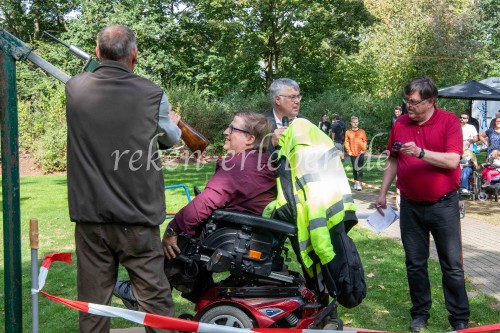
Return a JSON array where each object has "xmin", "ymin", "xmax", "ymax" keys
[{"xmin": 375, "ymin": 77, "xmax": 469, "ymax": 332}]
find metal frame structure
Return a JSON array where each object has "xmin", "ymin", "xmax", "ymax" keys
[{"xmin": 0, "ymin": 28, "xmax": 86, "ymax": 333}]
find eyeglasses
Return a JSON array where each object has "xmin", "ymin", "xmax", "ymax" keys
[
  {"xmin": 279, "ymin": 94, "xmax": 302, "ymax": 102},
  {"xmin": 402, "ymin": 97, "xmax": 428, "ymax": 107},
  {"xmin": 460, "ymin": 116, "xmax": 469, "ymax": 119},
  {"xmin": 227, "ymin": 124, "xmax": 251, "ymax": 135}
]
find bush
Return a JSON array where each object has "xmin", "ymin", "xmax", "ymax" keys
[
  {"xmin": 168, "ymin": 86, "xmax": 270, "ymax": 156},
  {"xmin": 18, "ymin": 81, "xmax": 67, "ymax": 173}
]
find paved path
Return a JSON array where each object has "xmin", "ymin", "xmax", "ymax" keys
[{"xmin": 353, "ymin": 191, "xmax": 500, "ymax": 303}]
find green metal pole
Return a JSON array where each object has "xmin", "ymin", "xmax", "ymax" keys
[{"xmin": 0, "ymin": 43, "xmax": 22, "ymax": 333}]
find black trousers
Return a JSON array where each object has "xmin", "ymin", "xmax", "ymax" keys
[
  {"xmin": 350, "ymin": 154, "xmax": 364, "ymax": 181},
  {"xmin": 400, "ymin": 192, "xmax": 469, "ymax": 326}
]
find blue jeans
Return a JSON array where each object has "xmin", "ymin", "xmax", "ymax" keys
[{"xmin": 460, "ymin": 167, "xmax": 473, "ymax": 190}]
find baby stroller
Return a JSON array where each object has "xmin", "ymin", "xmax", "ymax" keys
[
  {"xmin": 478, "ymin": 174, "xmax": 500, "ymax": 202},
  {"xmin": 167, "ymin": 119, "xmax": 366, "ymax": 329}
]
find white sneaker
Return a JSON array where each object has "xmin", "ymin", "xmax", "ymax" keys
[
  {"xmin": 357, "ymin": 183, "xmax": 363, "ymax": 191},
  {"xmin": 461, "ymin": 189, "xmax": 469, "ymax": 194}
]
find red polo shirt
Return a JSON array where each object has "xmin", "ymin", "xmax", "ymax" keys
[{"xmin": 387, "ymin": 107, "xmax": 462, "ymax": 203}]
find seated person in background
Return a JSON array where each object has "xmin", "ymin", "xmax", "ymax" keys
[
  {"xmin": 481, "ymin": 149, "xmax": 500, "ymax": 187},
  {"xmin": 114, "ymin": 111, "xmax": 277, "ymax": 308},
  {"xmin": 459, "ymin": 141, "xmax": 478, "ymax": 194}
]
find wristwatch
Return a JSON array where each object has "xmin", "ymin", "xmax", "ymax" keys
[
  {"xmin": 418, "ymin": 148, "xmax": 425, "ymax": 159},
  {"xmin": 165, "ymin": 227, "xmax": 177, "ymax": 236}
]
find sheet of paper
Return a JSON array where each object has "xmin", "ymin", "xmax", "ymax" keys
[{"xmin": 366, "ymin": 205, "xmax": 399, "ymax": 234}]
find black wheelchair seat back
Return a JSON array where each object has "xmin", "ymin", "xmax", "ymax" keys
[{"xmin": 198, "ymin": 209, "xmax": 296, "ymax": 277}]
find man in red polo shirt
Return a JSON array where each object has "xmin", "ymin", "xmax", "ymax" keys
[{"xmin": 375, "ymin": 77, "xmax": 469, "ymax": 332}]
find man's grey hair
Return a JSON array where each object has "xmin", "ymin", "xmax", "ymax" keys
[
  {"xmin": 97, "ymin": 24, "xmax": 137, "ymax": 62},
  {"xmin": 269, "ymin": 78, "xmax": 300, "ymax": 103}
]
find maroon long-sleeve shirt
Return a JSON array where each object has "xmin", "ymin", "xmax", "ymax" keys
[{"xmin": 169, "ymin": 150, "xmax": 277, "ymax": 235}]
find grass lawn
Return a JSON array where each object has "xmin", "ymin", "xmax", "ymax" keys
[{"xmin": 1, "ymin": 161, "xmax": 499, "ymax": 332}]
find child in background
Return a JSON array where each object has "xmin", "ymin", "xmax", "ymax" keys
[{"xmin": 481, "ymin": 149, "xmax": 500, "ymax": 187}]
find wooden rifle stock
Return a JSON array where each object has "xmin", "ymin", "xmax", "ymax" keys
[{"xmin": 178, "ymin": 119, "xmax": 210, "ymax": 154}]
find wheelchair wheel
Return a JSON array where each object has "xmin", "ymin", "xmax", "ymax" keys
[
  {"xmin": 478, "ymin": 192, "xmax": 488, "ymax": 201},
  {"xmin": 324, "ymin": 319, "xmax": 344, "ymax": 331},
  {"xmin": 459, "ymin": 201, "xmax": 465, "ymax": 219},
  {"xmin": 199, "ymin": 305, "xmax": 254, "ymax": 328},
  {"xmin": 473, "ymin": 172, "xmax": 482, "ymax": 200}
]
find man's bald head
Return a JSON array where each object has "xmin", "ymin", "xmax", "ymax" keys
[{"xmin": 97, "ymin": 25, "xmax": 137, "ymax": 63}]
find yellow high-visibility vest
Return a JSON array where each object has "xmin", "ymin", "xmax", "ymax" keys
[{"xmin": 274, "ymin": 119, "xmax": 357, "ymax": 270}]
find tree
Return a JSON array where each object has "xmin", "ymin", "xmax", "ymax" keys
[
  {"xmin": 471, "ymin": 0, "xmax": 500, "ymax": 76},
  {"xmin": 174, "ymin": 0, "xmax": 374, "ymax": 95},
  {"xmin": 337, "ymin": 0, "xmax": 499, "ymax": 97},
  {"xmin": 0, "ymin": 0, "xmax": 79, "ymax": 42}
]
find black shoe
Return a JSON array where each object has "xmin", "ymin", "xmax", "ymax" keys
[
  {"xmin": 452, "ymin": 322, "xmax": 468, "ymax": 331},
  {"xmin": 410, "ymin": 317, "xmax": 428, "ymax": 332}
]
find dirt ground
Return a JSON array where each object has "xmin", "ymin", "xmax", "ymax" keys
[
  {"xmin": 0, "ymin": 151, "xmax": 44, "ymax": 176},
  {"xmin": 4, "ymin": 153, "xmax": 499, "ymax": 226}
]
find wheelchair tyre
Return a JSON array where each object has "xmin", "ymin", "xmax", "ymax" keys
[
  {"xmin": 199, "ymin": 305, "xmax": 254, "ymax": 328},
  {"xmin": 324, "ymin": 318, "xmax": 343, "ymax": 331},
  {"xmin": 459, "ymin": 201, "xmax": 465, "ymax": 219},
  {"xmin": 478, "ymin": 192, "xmax": 488, "ymax": 201}
]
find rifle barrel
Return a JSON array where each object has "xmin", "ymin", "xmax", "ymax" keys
[{"xmin": 43, "ymin": 31, "xmax": 70, "ymax": 48}]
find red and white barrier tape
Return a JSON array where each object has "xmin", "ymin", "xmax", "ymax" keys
[
  {"xmin": 450, "ymin": 325, "xmax": 500, "ymax": 333},
  {"xmin": 35, "ymin": 252, "xmax": 499, "ymax": 333},
  {"xmin": 347, "ymin": 178, "xmax": 398, "ymax": 196}
]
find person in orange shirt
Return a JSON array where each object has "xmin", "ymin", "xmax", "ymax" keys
[{"xmin": 345, "ymin": 116, "xmax": 368, "ymax": 191}]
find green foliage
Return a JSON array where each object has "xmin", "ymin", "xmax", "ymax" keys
[
  {"xmin": 51, "ymin": 0, "xmax": 375, "ymax": 96},
  {"xmin": 337, "ymin": 0, "xmax": 500, "ymax": 97},
  {"xmin": 0, "ymin": 0, "xmax": 79, "ymax": 42},
  {"xmin": 168, "ymin": 86, "xmax": 270, "ymax": 156},
  {"xmin": 17, "ymin": 64, "xmax": 67, "ymax": 173},
  {"xmin": 301, "ymin": 89, "xmax": 401, "ymax": 153},
  {"xmin": 472, "ymin": 0, "xmax": 500, "ymax": 76}
]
